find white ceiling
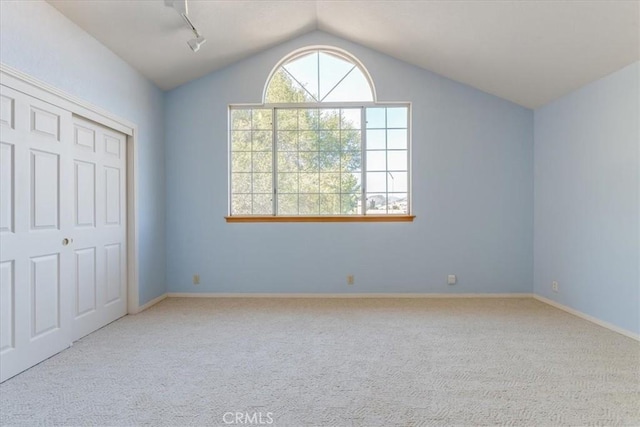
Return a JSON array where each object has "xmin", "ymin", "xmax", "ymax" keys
[{"xmin": 48, "ymin": 0, "xmax": 639, "ymax": 108}]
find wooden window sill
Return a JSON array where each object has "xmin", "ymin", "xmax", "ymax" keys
[{"xmin": 225, "ymin": 215, "xmax": 415, "ymax": 223}]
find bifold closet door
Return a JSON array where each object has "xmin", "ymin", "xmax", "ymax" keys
[
  {"xmin": 0, "ymin": 86, "xmax": 128, "ymax": 382},
  {"xmin": 70, "ymin": 116, "xmax": 127, "ymax": 342},
  {"xmin": 0, "ymin": 85, "xmax": 74, "ymax": 382}
]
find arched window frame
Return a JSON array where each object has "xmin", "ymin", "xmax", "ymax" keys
[
  {"xmin": 227, "ymin": 46, "xmax": 413, "ymax": 222},
  {"xmin": 262, "ymin": 46, "xmax": 378, "ymax": 106}
]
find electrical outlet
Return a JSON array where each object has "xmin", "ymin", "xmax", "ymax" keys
[
  {"xmin": 552, "ymin": 281, "xmax": 558, "ymax": 292},
  {"xmin": 347, "ymin": 275, "xmax": 354, "ymax": 285},
  {"xmin": 448, "ymin": 275, "xmax": 457, "ymax": 285},
  {"xmin": 193, "ymin": 274, "xmax": 200, "ymax": 285}
]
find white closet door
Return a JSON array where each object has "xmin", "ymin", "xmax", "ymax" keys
[
  {"xmin": 0, "ymin": 87, "xmax": 128, "ymax": 382},
  {"xmin": 0, "ymin": 86, "xmax": 74, "ymax": 382},
  {"xmin": 70, "ymin": 117, "xmax": 127, "ymax": 341}
]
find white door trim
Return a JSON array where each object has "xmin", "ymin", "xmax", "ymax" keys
[{"xmin": 0, "ymin": 63, "xmax": 140, "ymax": 314}]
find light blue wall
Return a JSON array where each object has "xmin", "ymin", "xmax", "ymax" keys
[
  {"xmin": 534, "ymin": 62, "xmax": 640, "ymax": 335},
  {"xmin": 2, "ymin": 1, "xmax": 635, "ymax": 334},
  {"xmin": 165, "ymin": 31, "xmax": 534, "ymax": 294},
  {"xmin": 0, "ymin": 0, "xmax": 166, "ymax": 305}
]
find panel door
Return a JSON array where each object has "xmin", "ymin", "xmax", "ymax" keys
[
  {"xmin": 70, "ymin": 117, "xmax": 127, "ymax": 341},
  {"xmin": 0, "ymin": 85, "xmax": 74, "ymax": 382}
]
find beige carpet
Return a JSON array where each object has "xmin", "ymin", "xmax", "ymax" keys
[{"xmin": 0, "ymin": 297, "xmax": 638, "ymax": 426}]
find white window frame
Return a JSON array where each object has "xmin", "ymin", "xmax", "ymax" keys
[{"xmin": 226, "ymin": 46, "xmax": 413, "ymax": 221}]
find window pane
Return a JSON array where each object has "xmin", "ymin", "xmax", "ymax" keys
[
  {"xmin": 341, "ymin": 108, "xmax": 361, "ymax": 130},
  {"xmin": 386, "ymin": 107, "xmax": 407, "ymax": 128},
  {"xmin": 387, "ymin": 193, "xmax": 408, "ymax": 214},
  {"xmin": 299, "ymin": 194, "xmax": 319, "ymax": 215},
  {"xmin": 277, "ymin": 131, "xmax": 297, "ymax": 151},
  {"xmin": 252, "ymin": 194, "xmax": 273, "ymax": 215},
  {"xmin": 299, "ymin": 109, "xmax": 319, "ymax": 130},
  {"xmin": 299, "ymin": 151, "xmax": 319, "ymax": 172},
  {"xmin": 299, "ymin": 173, "xmax": 319, "ymax": 193},
  {"xmin": 252, "ymin": 152, "xmax": 272, "ymax": 172},
  {"xmin": 387, "ymin": 172, "xmax": 407, "ymax": 193},
  {"xmin": 341, "ymin": 151, "xmax": 361, "ymax": 172},
  {"xmin": 341, "ymin": 194, "xmax": 361, "ymax": 215},
  {"xmin": 365, "ymin": 194, "xmax": 386, "ymax": 214},
  {"xmin": 366, "ymin": 172, "xmax": 387, "ymax": 193},
  {"xmin": 231, "ymin": 109, "xmax": 251, "ymax": 130},
  {"xmin": 231, "ymin": 194, "xmax": 251, "ymax": 215},
  {"xmin": 252, "ymin": 173, "xmax": 272, "ymax": 193},
  {"xmin": 318, "ymin": 52, "xmax": 355, "ymax": 101},
  {"xmin": 277, "ymin": 172, "xmax": 298, "ymax": 193},
  {"xmin": 277, "ymin": 194, "xmax": 298, "ymax": 215},
  {"xmin": 319, "ymin": 109, "xmax": 340, "ymax": 129},
  {"xmin": 231, "ymin": 130, "xmax": 251, "ymax": 151},
  {"xmin": 366, "ymin": 108, "xmax": 385, "ymax": 129},
  {"xmin": 366, "ymin": 151, "xmax": 386, "ymax": 172},
  {"xmin": 253, "ymin": 131, "xmax": 272, "ymax": 151},
  {"xmin": 341, "ymin": 172, "xmax": 361, "ymax": 193},
  {"xmin": 299, "ymin": 130, "xmax": 318, "ymax": 151},
  {"xmin": 387, "ymin": 129, "xmax": 407, "ymax": 150},
  {"xmin": 366, "ymin": 130, "xmax": 385, "ymax": 150},
  {"xmin": 319, "ymin": 173, "xmax": 341, "ymax": 192},
  {"xmin": 265, "ymin": 68, "xmax": 313, "ymax": 103},
  {"xmin": 231, "ymin": 173, "xmax": 251, "ymax": 194},
  {"xmin": 318, "ymin": 152, "xmax": 341, "ymax": 173},
  {"xmin": 387, "ymin": 150, "xmax": 407, "ymax": 171},
  {"xmin": 341, "ymin": 130, "xmax": 361, "ymax": 151},
  {"xmin": 318, "ymin": 130, "xmax": 340, "ymax": 151},
  {"xmin": 278, "ymin": 151, "xmax": 298, "ymax": 172},
  {"xmin": 232, "ymin": 151, "xmax": 251, "ymax": 172},
  {"xmin": 319, "ymin": 193, "xmax": 341, "ymax": 215},
  {"xmin": 323, "ymin": 68, "xmax": 373, "ymax": 103},
  {"xmin": 282, "ymin": 52, "xmax": 319, "ymax": 101},
  {"xmin": 253, "ymin": 109, "xmax": 273, "ymax": 130},
  {"xmin": 276, "ymin": 109, "xmax": 298, "ymax": 130}
]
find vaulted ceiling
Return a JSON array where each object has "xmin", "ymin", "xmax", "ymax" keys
[{"xmin": 48, "ymin": 0, "xmax": 639, "ymax": 108}]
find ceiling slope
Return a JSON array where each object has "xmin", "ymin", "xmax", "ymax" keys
[
  {"xmin": 48, "ymin": 0, "xmax": 318, "ymax": 91},
  {"xmin": 48, "ymin": 0, "xmax": 639, "ymax": 108}
]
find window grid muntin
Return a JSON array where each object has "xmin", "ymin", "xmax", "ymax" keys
[{"xmin": 229, "ymin": 104, "xmax": 409, "ymax": 216}]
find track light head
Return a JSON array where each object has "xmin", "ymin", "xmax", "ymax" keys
[
  {"xmin": 166, "ymin": 0, "xmax": 206, "ymax": 53},
  {"xmin": 187, "ymin": 36, "xmax": 206, "ymax": 52}
]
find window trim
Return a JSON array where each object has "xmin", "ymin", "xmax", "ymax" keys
[{"xmin": 225, "ymin": 215, "xmax": 415, "ymax": 223}]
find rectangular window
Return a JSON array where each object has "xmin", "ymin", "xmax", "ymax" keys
[{"xmin": 229, "ymin": 105, "xmax": 410, "ymax": 218}]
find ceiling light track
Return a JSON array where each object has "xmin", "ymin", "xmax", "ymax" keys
[{"xmin": 165, "ymin": 0, "xmax": 206, "ymax": 52}]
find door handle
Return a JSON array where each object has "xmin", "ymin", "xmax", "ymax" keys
[{"xmin": 62, "ymin": 238, "xmax": 73, "ymax": 246}]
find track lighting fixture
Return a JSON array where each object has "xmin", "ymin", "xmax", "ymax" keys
[
  {"xmin": 165, "ymin": 0, "xmax": 206, "ymax": 52},
  {"xmin": 182, "ymin": 13, "xmax": 206, "ymax": 52},
  {"xmin": 187, "ymin": 35, "xmax": 206, "ymax": 52}
]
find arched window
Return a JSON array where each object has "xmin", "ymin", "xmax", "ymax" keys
[
  {"xmin": 228, "ymin": 47, "xmax": 412, "ymax": 222},
  {"xmin": 264, "ymin": 48, "xmax": 375, "ymax": 104}
]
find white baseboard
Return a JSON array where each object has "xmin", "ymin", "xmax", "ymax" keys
[
  {"xmin": 533, "ymin": 294, "xmax": 639, "ymax": 341},
  {"xmin": 132, "ymin": 293, "xmax": 167, "ymax": 314},
  {"xmin": 166, "ymin": 292, "xmax": 532, "ymax": 299}
]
